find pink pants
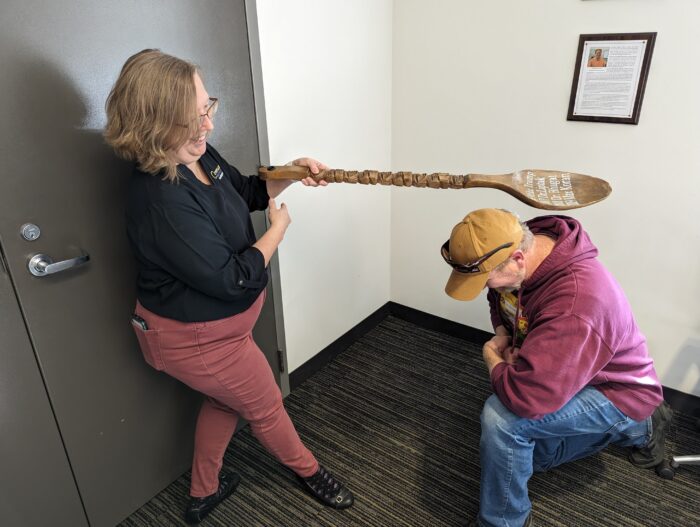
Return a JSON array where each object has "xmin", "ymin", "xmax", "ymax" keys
[{"xmin": 133, "ymin": 292, "xmax": 319, "ymax": 497}]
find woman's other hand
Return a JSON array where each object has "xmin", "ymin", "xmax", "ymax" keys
[
  {"xmin": 267, "ymin": 198, "xmax": 291, "ymax": 231},
  {"xmin": 254, "ymin": 198, "xmax": 291, "ymax": 266}
]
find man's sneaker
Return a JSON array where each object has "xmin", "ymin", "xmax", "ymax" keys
[
  {"xmin": 628, "ymin": 401, "xmax": 673, "ymax": 468},
  {"xmin": 298, "ymin": 465, "xmax": 354, "ymax": 509},
  {"xmin": 185, "ymin": 470, "xmax": 241, "ymax": 524}
]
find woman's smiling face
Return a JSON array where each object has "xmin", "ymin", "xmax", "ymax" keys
[{"xmin": 172, "ymin": 72, "xmax": 214, "ymax": 168}]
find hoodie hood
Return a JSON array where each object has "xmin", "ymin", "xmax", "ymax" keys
[{"xmin": 523, "ymin": 215, "xmax": 598, "ymax": 291}]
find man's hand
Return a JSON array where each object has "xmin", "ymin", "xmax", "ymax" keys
[
  {"xmin": 482, "ymin": 341, "xmax": 504, "ymax": 374},
  {"xmin": 482, "ymin": 334, "xmax": 514, "ymax": 374},
  {"xmin": 502, "ymin": 346, "xmax": 520, "ymax": 365},
  {"xmin": 486, "ymin": 335, "xmax": 510, "ymax": 354}
]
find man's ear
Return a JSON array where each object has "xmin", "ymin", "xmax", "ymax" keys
[{"xmin": 510, "ymin": 250, "xmax": 526, "ymax": 266}]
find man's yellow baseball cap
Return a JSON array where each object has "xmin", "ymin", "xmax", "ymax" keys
[{"xmin": 443, "ymin": 209, "xmax": 523, "ymax": 301}]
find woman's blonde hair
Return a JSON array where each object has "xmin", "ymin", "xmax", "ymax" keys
[{"xmin": 105, "ymin": 49, "xmax": 200, "ymax": 181}]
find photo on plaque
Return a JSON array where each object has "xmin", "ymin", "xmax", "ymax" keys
[{"xmin": 567, "ymin": 32, "xmax": 656, "ymax": 125}]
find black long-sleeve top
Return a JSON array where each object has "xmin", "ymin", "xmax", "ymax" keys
[{"xmin": 126, "ymin": 144, "xmax": 270, "ymax": 322}]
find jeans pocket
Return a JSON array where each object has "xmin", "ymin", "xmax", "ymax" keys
[{"xmin": 131, "ymin": 322, "xmax": 165, "ymax": 371}]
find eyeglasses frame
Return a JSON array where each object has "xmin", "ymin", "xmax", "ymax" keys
[
  {"xmin": 198, "ymin": 97, "xmax": 218, "ymax": 125},
  {"xmin": 176, "ymin": 97, "xmax": 219, "ymax": 129}
]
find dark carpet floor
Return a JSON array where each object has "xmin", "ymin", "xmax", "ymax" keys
[{"xmin": 120, "ymin": 315, "xmax": 700, "ymax": 527}]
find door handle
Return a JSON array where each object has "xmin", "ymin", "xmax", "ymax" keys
[{"xmin": 28, "ymin": 252, "xmax": 90, "ymax": 277}]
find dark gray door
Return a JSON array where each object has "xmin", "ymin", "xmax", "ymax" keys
[
  {"xmin": 0, "ymin": 1, "xmax": 277, "ymax": 526},
  {"xmin": 0, "ymin": 258, "xmax": 88, "ymax": 526}
]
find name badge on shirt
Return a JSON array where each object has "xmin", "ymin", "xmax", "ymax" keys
[{"xmin": 209, "ymin": 164, "xmax": 223, "ymax": 181}]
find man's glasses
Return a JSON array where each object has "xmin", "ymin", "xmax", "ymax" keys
[{"xmin": 441, "ymin": 241, "xmax": 514, "ymax": 274}]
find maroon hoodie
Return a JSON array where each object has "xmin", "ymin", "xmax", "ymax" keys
[{"xmin": 487, "ymin": 215, "xmax": 663, "ymax": 421}]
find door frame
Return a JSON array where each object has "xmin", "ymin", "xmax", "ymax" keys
[{"xmin": 245, "ymin": 0, "xmax": 291, "ymax": 397}]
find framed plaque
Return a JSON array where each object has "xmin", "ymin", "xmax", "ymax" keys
[{"xmin": 567, "ymin": 32, "xmax": 656, "ymax": 124}]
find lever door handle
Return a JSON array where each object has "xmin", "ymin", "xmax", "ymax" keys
[{"xmin": 28, "ymin": 252, "xmax": 90, "ymax": 277}]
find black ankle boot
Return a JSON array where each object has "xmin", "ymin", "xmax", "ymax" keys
[
  {"xmin": 185, "ymin": 470, "xmax": 241, "ymax": 524},
  {"xmin": 628, "ymin": 401, "xmax": 673, "ymax": 468},
  {"xmin": 298, "ymin": 465, "xmax": 354, "ymax": 509}
]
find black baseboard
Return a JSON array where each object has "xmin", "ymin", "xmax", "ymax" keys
[
  {"xmin": 289, "ymin": 302, "xmax": 491, "ymax": 391},
  {"xmin": 289, "ymin": 302, "xmax": 700, "ymax": 415},
  {"xmin": 663, "ymin": 386, "xmax": 700, "ymax": 417},
  {"xmin": 387, "ymin": 301, "xmax": 493, "ymax": 343},
  {"xmin": 289, "ymin": 302, "xmax": 391, "ymax": 391}
]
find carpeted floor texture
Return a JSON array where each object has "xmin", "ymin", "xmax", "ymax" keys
[{"xmin": 120, "ymin": 315, "xmax": 700, "ymax": 527}]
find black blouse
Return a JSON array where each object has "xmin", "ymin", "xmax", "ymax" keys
[{"xmin": 126, "ymin": 144, "xmax": 269, "ymax": 322}]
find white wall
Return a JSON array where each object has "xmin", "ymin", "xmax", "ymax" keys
[
  {"xmin": 256, "ymin": 0, "xmax": 393, "ymax": 372},
  {"xmin": 391, "ymin": 0, "xmax": 700, "ymax": 396}
]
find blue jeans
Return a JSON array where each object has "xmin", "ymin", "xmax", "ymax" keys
[{"xmin": 477, "ymin": 387, "xmax": 651, "ymax": 527}]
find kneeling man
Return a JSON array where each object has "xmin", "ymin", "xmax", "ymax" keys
[{"xmin": 441, "ymin": 209, "xmax": 671, "ymax": 527}]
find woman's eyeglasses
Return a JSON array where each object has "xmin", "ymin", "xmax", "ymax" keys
[
  {"xmin": 197, "ymin": 97, "xmax": 218, "ymax": 125},
  {"xmin": 440, "ymin": 241, "xmax": 513, "ymax": 274},
  {"xmin": 177, "ymin": 98, "xmax": 219, "ymax": 128}
]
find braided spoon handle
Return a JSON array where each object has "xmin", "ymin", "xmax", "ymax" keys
[
  {"xmin": 258, "ymin": 165, "xmax": 612, "ymax": 211},
  {"xmin": 259, "ymin": 165, "xmax": 468, "ymax": 188}
]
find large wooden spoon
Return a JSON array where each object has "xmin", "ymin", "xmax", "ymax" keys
[{"xmin": 259, "ymin": 166, "xmax": 611, "ymax": 210}]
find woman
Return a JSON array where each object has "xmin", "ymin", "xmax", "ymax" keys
[{"xmin": 105, "ymin": 49, "xmax": 353, "ymax": 524}]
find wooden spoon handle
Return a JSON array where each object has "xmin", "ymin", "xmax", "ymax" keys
[{"xmin": 259, "ymin": 166, "xmax": 471, "ymax": 188}]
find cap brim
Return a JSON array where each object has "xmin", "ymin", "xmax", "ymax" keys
[{"xmin": 444, "ymin": 270, "xmax": 489, "ymax": 301}]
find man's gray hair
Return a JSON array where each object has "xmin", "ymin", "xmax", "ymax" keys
[{"xmin": 493, "ymin": 211, "xmax": 533, "ymax": 271}]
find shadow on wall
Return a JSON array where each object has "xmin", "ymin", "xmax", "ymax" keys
[
  {"xmin": 662, "ymin": 337, "xmax": 700, "ymax": 399},
  {"xmin": 11, "ymin": 54, "xmax": 132, "ymax": 214},
  {"xmin": 3, "ymin": 50, "xmax": 139, "ymax": 334},
  {"xmin": 9, "ymin": 53, "xmax": 135, "ymax": 274}
]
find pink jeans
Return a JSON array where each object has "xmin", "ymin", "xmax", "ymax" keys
[{"xmin": 132, "ymin": 292, "xmax": 318, "ymax": 497}]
